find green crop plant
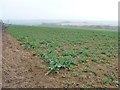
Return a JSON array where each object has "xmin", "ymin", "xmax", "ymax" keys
[
  {"xmin": 79, "ymin": 56, "xmax": 87, "ymax": 63},
  {"xmin": 7, "ymin": 25, "xmax": 118, "ymax": 73},
  {"xmin": 92, "ymin": 56, "xmax": 97, "ymax": 62},
  {"xmin": 81, "ymin": 67, "xmax": 89, "ymax": 72}
]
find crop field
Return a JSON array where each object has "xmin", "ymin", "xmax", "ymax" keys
[{"xmin": 5, "ymin": 25, "xmax": 118, "ymax": 87}]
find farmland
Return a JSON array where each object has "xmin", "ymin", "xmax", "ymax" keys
[{"xmin": 3, "ymin": 25, "xmax": 118, "ymax": 88}]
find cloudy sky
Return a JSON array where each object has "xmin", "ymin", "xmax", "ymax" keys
[{"xmin": 0, "ymin": 0, "xmax": 119, "ymax": 21}]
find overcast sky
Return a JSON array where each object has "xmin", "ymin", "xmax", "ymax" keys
[{"xmin": 0, "ymin": 0, "xmax": 119, "ymax": 21}]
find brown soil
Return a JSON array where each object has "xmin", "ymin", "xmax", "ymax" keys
[{"xmin": 2, "ymin": 33, "xmax": 118, "ymax": 88}]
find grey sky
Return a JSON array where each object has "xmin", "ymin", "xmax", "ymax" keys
[{"xmin": 0, "ymin": 0, "xmax": 119, "ymax": 21}]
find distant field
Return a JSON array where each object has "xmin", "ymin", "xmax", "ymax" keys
[{"xmin": 7, "ymin": 25, "xmax": 118, "ymax": 72}]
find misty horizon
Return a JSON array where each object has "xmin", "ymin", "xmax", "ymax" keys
[{"xmin": 2, "ymin": 19, "xmax": 117, "ymax": 26}]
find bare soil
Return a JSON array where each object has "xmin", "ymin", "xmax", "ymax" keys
[{"xmin": 2, "ymin": 33, "xmax": 118, "ymax": 88}]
